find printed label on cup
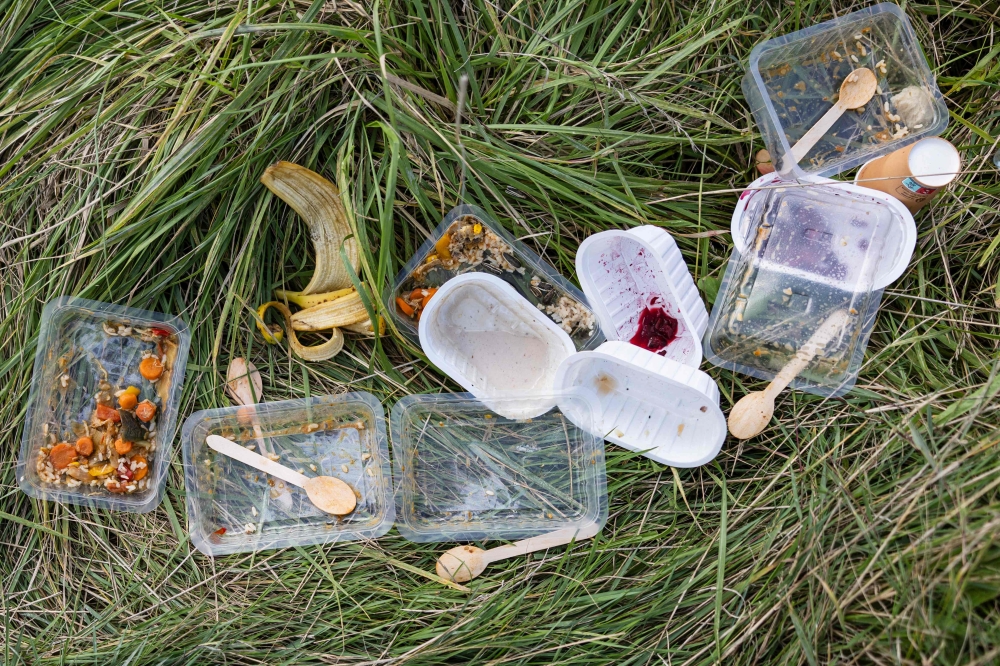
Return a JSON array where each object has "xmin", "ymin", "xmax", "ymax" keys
[{"xmin": 895, "ymin": 177, "xmax": 937, "ymax": 201}]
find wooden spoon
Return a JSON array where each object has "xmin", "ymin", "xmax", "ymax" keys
[
  {"xmin": 206, "ymin": 435, "xmax": 357, "ymax": 516},
  {"xmin": 226, "ymin": 357, "xmax": 262, "ymax": 405},
  {"xmin": 435, "ymin": 522, "xmax": 601, "ymax": 583},
  {"xmin": 789, "ymin": 68, "xmax": 878, "ymax": 163},
  {"xmin": 728, "ymin": 310, "xmax": 850, "ymax": 440}
]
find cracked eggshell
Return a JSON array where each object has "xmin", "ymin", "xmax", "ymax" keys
[
  {"xmin": 576, "ymin": 226, "xmax": 707, "ymax": 367},
  {"xmin": 418, "ymin": 273, "xmax": 576, "ymax": 420},
  {"xmin": 555, "ymin": 342, "xmax": 725, "ymax": 468}
]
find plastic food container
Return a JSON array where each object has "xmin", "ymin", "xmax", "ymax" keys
[
  {"xmin": 575, "ymin": 226, "xmax": 708, "ymax": 367},
  {"xmin": 17, "ymin": 297, "xmax": 191, "ymax": 513},
  {"xmin": 732, "ymin": 173, "xmax": 915, "ymax": 289},
  {"xmin": 742, "ymin": 3, "xmax": 948, "ymax": 180},
  {"xmin": 419, "ymin": 272, "xmax": 577, "ymax": 420},
  {"xmin": 554, "ymin": 342, "xmax": 726, "ymax": 468},
  {"xmin": 181, "ymin": 392, "xmax": 393, "ymax": 556},
  {"xmin": 388, "ymin": 204, "xmax": 604, "ymax": 352},
  {"xmin": 705, "ymin": 178, "xmax": 916, "ymax": 396},
  {"xmin": 390, "ymin": 392, "xmax": 608, "ymax": 543}
]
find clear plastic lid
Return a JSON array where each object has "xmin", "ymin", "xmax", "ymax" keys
[
  {"xmin": 17, "ymin": 297, "xmax": 191, "ymax": 513},
  {"xmin": 390, "ymin": 392, "xmax": 608, "ymax": 543},
  {"xmin": 705, "ymin": 182, "xmax": 909, "ymax": 396},
  {"xmin": 387, "ymin": 204, "xmax": 604, "ymax": 352},
  {"xmin": 181, "ymin": 392, "xmax": 393, "ymax": 556},
  {"xmin": 743, "ymin": 3, "xmax": 948, "ymax": 180}
]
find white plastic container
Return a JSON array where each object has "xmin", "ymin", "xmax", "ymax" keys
[
  {"xmin": 576, "ymin": 226, "xmax": 707, "ymax": 367},
  {"xmin": 418, "ymin": 272, "xmax": 577, "ymax": 419},
  {"xmin": 731, "ymin": 173, "xmax": 916, "ymax": 289},
  {"xmin": 554, "ymin": 342, "xmax": 726, "ymax": 468}
]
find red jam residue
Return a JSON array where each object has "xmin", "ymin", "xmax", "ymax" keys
[{"xmin": 629, "ymin": 306, "xmax": 678, "ymax": 354}]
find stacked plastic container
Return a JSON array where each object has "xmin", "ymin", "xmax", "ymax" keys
[{"xmin": 706, "ymin": 3, "xmax": 941, "ymax": 395}]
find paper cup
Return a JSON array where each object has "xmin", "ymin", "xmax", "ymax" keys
[{"xmin": 855, "ymin": 137, "xmax": 961, "ymax": 212}]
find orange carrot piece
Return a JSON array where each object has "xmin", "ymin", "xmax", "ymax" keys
[{"xmin": 396, "ymin": 297, "xmax": 415, "ymax": 317}]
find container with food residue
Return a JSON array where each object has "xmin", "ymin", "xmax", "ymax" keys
[
  {"xmin": 181, "ymin": 392, "xmax": 392, "ymax": 556},
  {"xmin": 388, "ymin": 204, "xmax": 604, "ymax": 352},
  {"xmin": 705, "ymin": 178, "xmax": 916, "ymax": 396},
  {"xmin": 575, "ymin": 226, "xmax": 708, "ymax": 367},
  {"xmin": 17, "ymin": 297, "xmax": 190, "ymax": 513},
  {"xmin": 742, "ymin": 3, "xmax": 948, "ymax": 180},
  {"xmin": 390, "ymin": 392, "xmax": 607, "ymax": 543}
]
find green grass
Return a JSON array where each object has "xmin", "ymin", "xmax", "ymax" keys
[{"xmin": 3, "ymin": 0, "xmax": 1000, "ymax": 663}]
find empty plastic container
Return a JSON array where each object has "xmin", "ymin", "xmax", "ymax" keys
[
  {"xmin": 743, "ymin": 3, "xmax": 948, "ymax": 180},
  {"xmin": 554, "ymin": 342, "xmax": 726, "ymax": 467},
  {"xmin": 390, "ymin": 392, "xmax": 608, "ymax": 543},
  {"xmin": 706, "ymin": 179, "xmax": 916, "ymax": 396},
  {"xmin": 388, "ymin": 204, "xmax": 603, "ymax": 352},
  {"xmin": 181, "ymin": 392, "xmax": 393, "ymax": 556},
  {"xmin": 17, "ymin": 297, "xmax": 190, "ymax": 513}
]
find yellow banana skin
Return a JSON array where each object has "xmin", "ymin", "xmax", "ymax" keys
[
  {"xmin": 290, "ymin": 290, "xmax": 369, "ymax": 331},
  {"xmin": 260, "ymin": 162, "xmax": 359, "ymax": 294},
  {"xmin": 274, "ymin": 287, "xmax": 355, "ymax": 309}
]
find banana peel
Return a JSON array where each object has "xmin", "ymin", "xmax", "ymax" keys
[
  {"xmin": 256, "ymin": 301, "xmax": 344, "ymax": 362},
  {"xmin": 257, "ymin": 161, "xmax": 379, "ymax": 361},
  {"xmin": 261, "ymin": 161, "xmax": 359, "ymax": 295}
]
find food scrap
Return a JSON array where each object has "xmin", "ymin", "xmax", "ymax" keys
[
  {"xmin": 35, "ymin": 322, "xmax": 179, "ymax": 496},
  {"xmin": 396, "ymin": 214, "xmax": 596, "ymax": 342}
]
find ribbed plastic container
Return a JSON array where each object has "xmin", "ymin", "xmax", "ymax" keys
[
  {"xmin": 391, "ymin": 392, "xmax": 607, "ymax": 543},
  {"xmin": 576, "ymin": 226, "xmax": 707, "ymax": 367},
  {"xmin": 742, "ymin": 3, "xmax": 947, "ymax": 180},
  {"xmin": 554, "ymin": 342, "xmax": 726, "ymax": 468},
  {"xmin": 418, "ymin": 273, "xmax": 577, "ymax": 420},
  {"xmin": 181, "ymin": 392, "xmax": 393, "ymax": 556},
  {"xmin": 17, "ymin": 297, "xmax": 190, "ymax": 513}
]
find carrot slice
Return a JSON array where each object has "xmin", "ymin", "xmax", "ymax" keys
[
  {"xmin": 49, "ymin": 443, "xmax": 77, "ymax": 470},
  {"xmin": 114, "ymin": 438, "xmax": 133, "ymax": 455},
  {"xmin": 396, "ymin": 297, "xmax": 415, "ymax": 317},
  {"xmin": 132, "ymin": 454, "xmax": 148, "ymax": 481},
  {"xmin": 421, "ymin": 288, "xmax": 438, "ymax": 308},
  {"xmin": 75, "ymin": 437, "xmax": 94, "ymax": 457},
  {"xmin": 139, "ymin": 357, "xmax": 163, "ymax": 380},
  {"xmin": 135, "ymin": 400, "xmax": 157, "ymax": 422},
  {"xmin": 95, "ymin": 403, "xmax": 121, "ymax": 423}
]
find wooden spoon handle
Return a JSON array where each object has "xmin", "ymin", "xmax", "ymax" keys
[
  {"xmin": 789, "ymin": 102, "xmax": 845, "ymax": 163},
  {"xmin": 765, "ymin": 310, "xmax": 850, "ymax": 397},
  {"xmin": 206, "ymin": 434, "xmax": 309, "ymax": 489},
  {"xmin": 482, "ymin": 522, "xmax": 601, "ymax": 565}
]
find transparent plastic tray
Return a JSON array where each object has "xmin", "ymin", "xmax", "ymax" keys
[
  {"xmin": 387, "ymin": 204, "xmax": 604, "ymax": 352},
  {"xmin": 182, "ymin": 392, "xmax": 393, "ymax": 556},
  {"xmin": 17, "ymin": 297, "xmax": 191, "ymax": 513},
  {"xmin": 390, "ymin": 392, "xmax": 608, "ymax": 543},
  {"xmin": 743, "ymin": 3, "xmax": 947, "ymax": 180},
  {"xmin": 705, "ymin": 182, "xmax": 908, "ymax": 396}
]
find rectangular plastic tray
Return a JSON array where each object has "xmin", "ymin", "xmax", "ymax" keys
[
  {"xmin": 705, "ymin": 183, "xmax": 901, "ymax": 397},
  {"xmin": 17, "ymin": 297, "xmax": 191, "ymax": 513},
  {"xmin": 181, "ymin": 392, "xmax": 393, "ymax": 556},
  {"xmin": 390, "ymin": 392, "xmax": 608, "ymax": 543},
  {"xmin": 743, "ymin": 3, "xmax": 947, "ymax": 180},
  {"xmin": 387, "ymin": 204, "xmax": 604, "ymax": 352}
]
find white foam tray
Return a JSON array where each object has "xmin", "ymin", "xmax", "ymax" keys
[
  {"xmin": 418, "ymin": 273, "xmax": 576, "ymax": 420},
  {"xmin": 576, "ymin": 226, "xmax": 707, "ymax": 367},
  {"xmin": 731, "ymin": 173, "xmax": 916, "ymax": 290},
  {"xmin": 554, "ymin": 342, "xmax": 726, "ymax": 468}
]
